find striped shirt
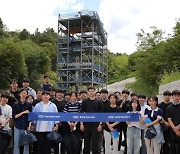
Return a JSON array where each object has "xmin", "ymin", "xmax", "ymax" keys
[{"xmin": 63, "ymin": 101, "xmax": 81, "ymax": 113}]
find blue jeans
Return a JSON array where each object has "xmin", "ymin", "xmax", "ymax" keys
[
  {"xmin": 13, "ymin": 127, "xmax": 29, "ymax": 154},
  {"xmin": 127, "ymin": 126, "xmax": 141, "ymax": 154}
]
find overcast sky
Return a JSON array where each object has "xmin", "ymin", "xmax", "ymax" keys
[{"xmin": 0, "ymin": 0, "xmax": 180, "ymax": 54}]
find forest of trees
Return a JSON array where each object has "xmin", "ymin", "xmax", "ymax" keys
[{"xmin": 0, "ymin": 18, "xmax": 180, "ymax": 95}]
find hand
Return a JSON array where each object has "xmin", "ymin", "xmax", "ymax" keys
[
  {"xmin": 27, "ymin": 126, "xmax": 31, "ymax": 133},
  {"xmin": 97, "ymin": 124, "xmax": 102, "ymax": 132},
  {"xmin": 80, "ymin": 124, "xmax": 84, "ymax": 132},
  {"xmin": 23, "ymin": 110, "xmax": 29, "ymax": 114},
  {"xmin": 110, "ymin": 127, "xmax": 115, "ymax": 131},
  {"xmin": 176, "ymin": 131, "xmax": 180, "ymax": 137},
  {"xmin": 126, "ymin": 122, "xmax": 131, "ymax": 125},
  {"xmin": 146, "ymin": 124, "xmax": 151, "ymax": 128}
]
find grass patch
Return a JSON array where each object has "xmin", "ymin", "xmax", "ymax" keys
[
  {"xmin": 126, "ymin": 79, "xmax": 158, "ymax": 97},
  {"xmin": 160, "ymin": 71, "xmax": 180, "ymax": 85}
]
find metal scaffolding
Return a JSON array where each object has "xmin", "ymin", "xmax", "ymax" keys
[{"xmin": 57, "ymin": 10, "xmax": 108, "ymax": 91}]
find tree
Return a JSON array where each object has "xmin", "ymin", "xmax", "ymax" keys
[{"xmin": 19, "ymin": 29, "xmax": 30, "ymax": 40}]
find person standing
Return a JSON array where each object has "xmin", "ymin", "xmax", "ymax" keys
[
  {"xmin": 138, "ymin": 94, "xmax": 149, "ymax": 154},
  {"xmin": 22, "ymin": 78, "xmax": 37, "ymax": 99},
  {"xmin": 104, "ymin": 94, "xmax": 121, "ymax": 154},
  {"xmin": 32, "ymin": 89, "xmax": 43, "ymax": 107},
  {"xmin": 80, "ymin": 87, "xmax": 103, "ymax": 154},
  {"xmin": 0, "ymin": 93, "xmax": 12, "ymax": 153},
  {"xmin": 144, "ymin": 96, "xmax": 164, "ymax": 154},
  {"xmin": 158, "ymin": 90, "xmax": 172, "ymax": 154},
  {"xmin": 40, "ymin": 75, "xmax": 53, "ymax": 91},
  {"xmin": 167, "ymin": 90, "xmax": 180, "ymax": 154},
  {"xmin": 13, "ymin": 88, "xmax": 32, "ymax": 154},
  {"xmin": 33, "ymin": 91, "xmax": 59, "ymax": 154}
]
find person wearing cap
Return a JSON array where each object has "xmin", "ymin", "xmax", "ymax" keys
[
  {"xmin": 40, "ymin": 75, "xmax": 53, "ymax": 91},
  {"xmin": 138, "ymin": 94, "xmax": 149, "ymax": 154},
  {"xmin": 13, "ymin": 88, "xmax": 32, "ymax": 154},
  {"xmin": 158, "ymin": 90, "xmax": 172, "ymax": 154},
  {"xmin": 22, "ymin": 78, "xmax": 37, "ymax": 99}
]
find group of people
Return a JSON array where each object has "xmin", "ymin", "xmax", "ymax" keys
[{"xmin": 0, "ymin": 75, "xmax": 179, "ymax": 154}]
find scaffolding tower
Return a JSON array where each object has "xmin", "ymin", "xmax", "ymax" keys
[{"xmin": 57, "ymin": 10, "xmax": 108, "ymax": 91}]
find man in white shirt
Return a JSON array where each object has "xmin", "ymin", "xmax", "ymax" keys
[{"xmin": 0, "ymin": 92, "xmax": 12, "ymax": 153}]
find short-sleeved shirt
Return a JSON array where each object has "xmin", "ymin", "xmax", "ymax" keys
[
  {"xmin": 158, "ymin": 102, "xmax": 172, "ymax": 122},
  {"xmin": 13, "ymin": 101, "xmax": 32, "ymax": 130},
  {"xmin": 167, "ymin": 103, "xmax": 180, "ymax": 126},
  {"xmin": 52, "ymin": 99, "xmax": 67, "ymax": 112},
  {"xmin": 104, "ymin": 105, "xmax": 122, "ymax": 132},
  {"xmin": 0, "ymin": 104, "xmax": 12, "ymax": 130},
  {"xmin": 144, "ymin": 107, "xmax": 163, "ymax": 122}
]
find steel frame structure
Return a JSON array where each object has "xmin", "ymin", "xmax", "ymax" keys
[{"xmin": 57, "ymin": 10, "xmax": 108, "ymax": 91}]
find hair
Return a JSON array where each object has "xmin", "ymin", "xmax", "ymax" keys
[
  {"xmin": 138, "ymin": 94, "xmax": 146, "ymax": 99},
  {"xmin": 56, "ymin": 88, "xmax": 64, "ymax": 94},
  {"xmin": 130, "ymin": 93, "xmax": 137, "ymax": 97},
  {"xmin": 70, "ymin": 92, "xmax": 78, "ymax": 97},
  {"xmin": 18, "ymin": 88, "xmax": 28, "ymax": 95},
  {"xmin": 1, "ymin": 92, "xmax": 10, "ymax": 99},
  {"xmin": 88, "ymin": 87, "xmax": 95, "ymax": 91},
  {"xmin": 149, "ymin": 96, "xmax": 158, "ymax": 106},
  {"xmin": 36, "ymin": 89, "xmax": 44, "ymax": 94},
  {"xmin": 114, "ymin": 91, "xmax": 121, "ymax": 95},
  {"xmin": 44, "ymin": 75, "xmax": 50, "ymax": 79},
  {"xmin": 22, "ymin": 78, "xmax": 30, "ymax": 83},
  {"xmin": 79, "ymin": 90, "xmax": 87, "ymax": 95},
  {"xmin": 122, "ymin": 89, "xmax": 130, "ymax": 95},
  {"xmin": 163, "ymin": 90, "xmax": 171, "ymax": 96},
  {"xmin": 100, "ymin": 89, "xmax": 108, "ymax": 94},
  {"xmin": 108, "ymin": 94, "xmax": 118, "ymax": 100},
  {"xmin": 171, "ymin": 90, "xmax": 180, "ymax": 96},
  {"xmin": 129, "ymin": 98, "xmax": 141, "ymax": 111},
  {"xmin": 42, "ymin": 91, "xmax": 50, "ymax": 95},
  {"xmin": 26, "ymin": 95, "xmax": 34, "ymax": 100},
  {"xmin": 64, "ymin": 92, "xmax": 71, "ymax": 96},
  {"xmin": 48, "ymin": 87, "xmax": 55, "ymax": 91},
  {"xmin": 10, "ymin": 79, "xmax": 18, "ymax": 84},
  {"xmin": 95, "ymin": 91, "xmax": 100, "ymax": 95}
]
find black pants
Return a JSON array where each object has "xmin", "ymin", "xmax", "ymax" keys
[
  {"xmin": 170, "ymin": 130, "xmax": 180, "ymax": 154},
  {"xmin": 83, "ymin": 124, "xmax": 100, "ymax": 154},
  {"xmin": 118, "ymin": 123, "xmax": 127, "ymax": 153},
  {"xmin": 36, "ymin": 132, "xmax": 51, "ymax": 154},
  {"xmin": 161, "ymin": 130, "xmax": 172, "ymax": 154}
]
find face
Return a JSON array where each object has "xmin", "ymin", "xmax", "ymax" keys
[
  {"xmin": 65, "ymin": 95, "xmax": 71, "ymax": 102},
  {"xmin": 42, "ymin": 94, "xmax": 50, "ymax": 102},
  {"xmin": 44, "ymin": 77, "xmax": 50, "ymax": 83},
  {"xmin": 80, "ymin": 93, "xmax": 87, "ymax": 100},
  {"xmin": 164, "ymin": 95, "xmax": 171, "ymax": 102},
  {"xmin": 100, "ymin": 93, "xmax": 108, "ymax": 100},
  {"xmin": 0, "ymin": 97, "xmax": 8, "ymax": 105},
  {"xmin": 10, "ymin": 82, "xmax": 18, "ymax": 89},
  {"xmin": 115, "ymin": 93, "xmax": 121, "ymax": 100},
  {"xmin": 88, "ymin": 89, "xmax": 96, "ymax": 98},
  {"xmin": 131, "ymin": 95, "xmax": 137, "ymax": 100},
  {"xmin": 122, "ymin": 93, "xmax": 129, "ymax": 100},
  {"xmin": 50, "ymin": 90, "xmax": 56, "ymax": 96},
  {"xmin": 27, "ymin": 96, "xmax": 34, "ymax": 103},
  {"xmin": 95, "ymin": 93, "xmax": 101, "ymax": 100},
  {"xmin": 71, "ymin": 93, "xmax": 77, "ymax": 102},
  {"xmin": 22, "ymin": 82, "xmax": 29, "ymax": 88},
  {"xmin": 138, "ymin": 98, "xmax": 146, "ymax": 105},
  {"xmin": 109, "ymin": 96, "xmax": 116, "ymax": 104},
  {"xmin": 172, "ymin": 95, "xmax": 179, "ymax": 103},
  {"xmin": 149, "ymin": 98, "xmax": 157, "ymax": 107},
  {"xmin": 56, "ymin": 92, "xmax": 64, "ymax": 100},
  {"xmin": 36, "ymin": 91, "xmax": 43, "ymax": 100},
  {"xmin": 132, "ymin": 102, "xmax": 138, "ymax": 110},
  {"xmin": 19, "ymin": 90, "xmax": 28, "ymax": 99}
]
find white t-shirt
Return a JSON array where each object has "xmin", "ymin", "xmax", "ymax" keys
[
  {"xmin": 140, "ymin": 104, "xmax": 150, "ymax": 129},
  {"xmin": 0, "ymin": 104, "xmax": 12, "ymax": 130},
  {"xmin": 39, "ymin": 103, "xmax": 49, "ymax": 132}
]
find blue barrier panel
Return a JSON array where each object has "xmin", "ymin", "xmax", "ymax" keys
[{"xmin": 28, "ymin": 112, "xmax": 139, "ymax": 122}]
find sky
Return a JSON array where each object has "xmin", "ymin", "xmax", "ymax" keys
[{"xmin": 0, "ymin": 0, "xmax": 180, "ymax": 54}]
